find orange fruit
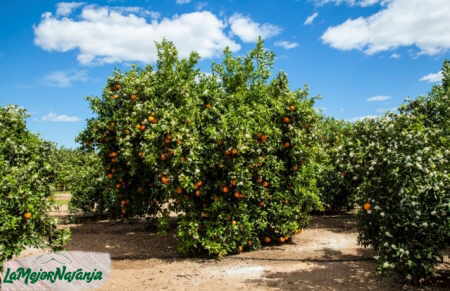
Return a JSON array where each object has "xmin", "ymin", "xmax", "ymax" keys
[
  {"xmin": 259, "ymin": 135, "xmax": 269, "ymax": 142},
  {"xmin": 139, "ymin": 125, "xmax": 146, "ymax": 131},
  {"xmin": 288, "ymin": 105, "xmax": 296, "ymax": 111},
  {"xmin": 194, "ymin": 181, "xmax": 204, "ymax": 189},
  {"xmin": 113, "ymin": 84, "xmax": 121, "ymax": 91},
  {"xmin": 148, "ymin": 116, "xmax": 158, "ymax": 124},
  {"xmin": 363, "ymin": 202, "xmax": 372, "ymax": 211},
  {"xmin": 231, "ymin": 148, "xmax": 238, "ymax": 155},
  {"xmin": 160, "ymin": 176, "xmax": 170, "ymax": 185},
  {"xmin": 138, "ymin": 152, "xmax": 145, "ymax": 158},
  {"xmin": 278, "ymin": 237, "xmax": 285, "ymax": 243},
  {"xmin": 115, "ymin": 183, "xmax": 121, "ymax": 189},
  {"xmin": 262, "ymin": 181, "xmax": 270, "ymax": 188},
  {"xmin": 283, "ymin": 142, "xmax": 291, "ymax": 148},
  {"xmin": 234, "ymin": 191, "xmax": 244, "ymax": 199},
  {"xmin": 111, "ymin": 94, "xmax": 119, "ymax": 99},
  {"xmin": 109, "ymin": 152, "xmax": 118, "ymax": 158},
  {"xmin": 130, "ymin": 94, "xmax": 138, "ymax": 101},
  {"xmin": 231, "ymin": 220, "xmax": 237, "ymax": 225},
  {"xmin": 204, "ymin": 103, "xmax": 212, "ymax": 109},
  {"xmin": 111, "ymin": 158, "xmax": 118, "ymax": 163},
  {"xmin": 175, "ymin": 187, "xmax": 184, "ymax": 194},
  {"xmin": 282, "ymin": 116, "xmax": 291, "ymax": 124},
  {"xmin": 258, "ymin": 201, "xmax": 265, "ymax": 207},
  {"xmin": 23, "ymin": 212, "xmax": 32, "ymax": 219},
  {"xmin": 160, "ymin": 153, "xmax": 168, "ymax": 161},
  {"xmin": 107, "ymin": 173, "xmax": 113, "ymax": 179},
  {"xmin": 195, "ymin": 190, "xmax": 201, "ymax": 197},
  {"xmin": 221, "ymin": 186, "xmax": 229, "ymax": 193},
  {"xmin": 230, "ymin": 179, "xmax": 238, "ymax": 187},
  {"xmin": 263, "ymin": 237, "xmax": 272, "ymax": 243}
]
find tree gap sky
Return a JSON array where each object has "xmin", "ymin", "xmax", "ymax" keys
[{"xmin": 0, "ymin": 0, "xmax": 448, "ymax": 148}]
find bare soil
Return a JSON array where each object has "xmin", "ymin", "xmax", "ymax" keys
[{"xmin": 22, "ymin": 215, "xmax": 450, "ymax": 291}]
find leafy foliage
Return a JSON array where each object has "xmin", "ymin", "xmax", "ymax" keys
[
  {"xmin": 0, "ymin": 106, "xmax": 70, "ymax": 272},
  {"xmin": 78, "ymin": 40, "xmax": 324, "ymax": 256},
  {"xmin": 347, "ymin": 60, "xmax": 450, "ymax": 282}
]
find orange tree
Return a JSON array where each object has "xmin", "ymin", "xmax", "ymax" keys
[
  {"xmin": 79, "ymin": 40, "xmax": 324, "ymax": 256},
  {"xmin": 345, "ymin": 61, "xmax": 450, "ymax": 283},
  {"xmin": 0, "ymin": 106, "xmax": 70, "ymax": 272}
]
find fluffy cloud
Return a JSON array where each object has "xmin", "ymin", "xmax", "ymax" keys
[
  {"xmin": 367, "ymin": 95, "xmax": 391, "ymax": 102},
  {"xmin": 304, "ymin": 12, "xmax": 319, "ymax": 25},
  {"xmin": 322, "ymin": 0, "xmax": 450, "ymax": 56},
  {"xmin": 176, "ymin": 0, "xmax": 191, "ymax": 4},
  {"xmin": 34, "ymin": 4, "xmax": 240, "ymax": 64},
  {"xmin": 420, "ymin": 71, "xmax": 443, "ymax": 83},
  {"xmin": 390, "ymin": 53, "xmax": 400, "ymax": 59},
  {"xmin": 229, "ymin": 13, "xmax": 281, "ymax": 43},
  {"xmin": 44, "ymin": 70, "xmax": 88, "ymax": 87},
  {"xmin": 56, "ymin": 2, "xmax": 84, "ymax": 16},
  {"xmin": 274, "ymin": 41, "xmax": 299, "ymax": 49},
  {"xmin": 42, "ymin": 113, "xmax": 81, "ymax": 122}
]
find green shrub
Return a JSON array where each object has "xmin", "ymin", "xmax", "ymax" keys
[
  {"xmin": 78, "ymin": 40, "xmax": 324, "ymax": 256},
  {"xmin": 0, "ymin": 106, "xmax": 70, "ymax": 272},
  {"xmin": 353, "ymin": 61, "xmax": 450, "ymax": 282}
]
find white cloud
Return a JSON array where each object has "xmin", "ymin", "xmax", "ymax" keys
[
  {"xmin": 56, "ymin": 2, "xmax": 84, "ymax": 16},
  {"xmin": 322, "ymin": 0, "xmax": 450, "ymax": 56},
  {"xmin": 313, "ymin": 0, "xmax": 388, "ymax": 7},
  {"xmin": 176, "ymin": 0, "xmax": 191, "ymax": 4},
  {"xmin": 420, "ymin": 71, "xmax": 443, "ymax": 83},
  {"xmin": 42, "ymin": 113, "xmax": 81, "ymax": 122},
  {"xmin": 44, "ymin": 70, "xmax": 88, "ymax": 87},
  {"xmin": 390, "ymin": 53, "xmax": 400, "ymax": 59},
  {"xmin": 196, "ymin": 2, "xmax": 208, "ymax": 10},
  {"xmin": 304, "ymin": 12, "xmax": 319, "ymax": 25},
  {"xmin": 229, "ymin": 13, "xmax": 281, "ymax": 43},
  {"xmin": 349, "ymin": 115, "xmax": 378, "ymax": 122},
  {"xmin": 367, "ymin": 95, "xmax": 391, "ymax": 102},
  {"xmin": 34, "ymin": 5, "xmax": 240, "ymax": 65},
  {"xmin": 274, "ymin": 41, "xmax": 299, "ymax": 49}
]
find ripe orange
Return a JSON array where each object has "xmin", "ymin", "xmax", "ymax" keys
[
  {"xmin": 109, "ymin": 152, "xmax": 118, "ymax": 158},
  {"xmin": 160, "ymin": 153, "xmax": 168, "ymax": 161},
  {"xmin": 258, "ymin": 201, "xmax": 265, "ymax": 207},
  {"xmin": 195, "ymin": 190, "xmax": 201, "ymax": 197},
  {"xmin": 259, "ymin": 135, "xmax": 269, "ymax": 142},
  {"xmin": 234, "ymin": 191, "xmax": 244, "ymax": 199},
  {"xmin": 221, "ymin": 186, "xmax": 229, "ymax": 193},
  {"xmin": 148, "ymin": 116, "xmax": 158, "ymax": 124},
  {"xmin": 231, "ymin": 220, "xmax": 237, "ymax": 225},
  {"xmin": 204, "ymin": 103, "xmax": 212, "ymax": 109},
  {"xmin": 263, "ymin": 237, "xmax": 272, "ymax": 243},
  {"xmin": 288, "ymin": 105, "xmax": 296, "ymax": 111},
  {"xmin": 363, "ymin": 202, "xmax": 372, "ymax": 211},
  {"xmin": 115, "ymin": 183, "xmax": 121, "ymax": 189},
  {"xmin": 139, "ymin": 125, "xmax": 146, "ymax": 131},
  {"xmin": 111, "ymin": 94, "xmax": 119, "ymax": 99},
  {"xmin": 230, "ymin": 179, "xmax": 238, "ymax": 187},
  {"xmin": 283, "ymin": 142, "xmax": 291, "ymax": 148},
  {"xmin": 138, "ymin": 152, "xmax": 145, "ymax": 158},
  {"xmin": 278, "ymin": 237, "xmax": 285, "ymax": 243},
  {"xmin": 111, "ymin": 158, "xmax": 118, "ymax": 163},
  {"xmin": 107, "ymin": 173, "xmax": 113, "ymax": 179},
  {"xmin": 282, "ymin": 116, "xmax": 291, "ymax": 124},
  {"xmin": 194, "ymin": 181, "xmax": 204, "ymax": 189},
  {"xmin": 231, "ymin": 148, "xmax": 238, "ymax": 155},
  {"xmin": 23, "ymin": 212, "xmax": 32, "ymax": 219},
  {"xmin": 130, "ymin": 94, "xmax": 138, "ymax": 101},
  {"xmin": 262, "ymin": 181, "xmax": 270, "ymax": 188},
  {"xmin": 160, "ymin": 176, "xmax": 170, "ymax": 185},
  {"xmin": 113, "ymin": 84, "xmax": 121, "ymax": 91},
  {"xmin": 175, "ymin": 187, "xmax": 184, "ymax": 194}
]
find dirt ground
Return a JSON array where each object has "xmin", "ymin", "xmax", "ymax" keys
[{"xmin": 21, "ymin": 215, "xmax": 450, "ymax": 291}]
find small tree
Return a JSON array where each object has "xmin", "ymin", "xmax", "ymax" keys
[{"xmin": 0, "ymin": 106, "xmax": 69, "ymax": 273}]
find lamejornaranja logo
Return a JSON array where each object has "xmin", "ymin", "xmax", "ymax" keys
[{"xmin": 1, "ymin": 251, "xmax": 111, "ymax": 291}]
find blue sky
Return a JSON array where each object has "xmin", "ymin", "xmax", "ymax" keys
[{"xmin": 1, "ymin": 0, "xmax": 448, "ymax": 148}]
